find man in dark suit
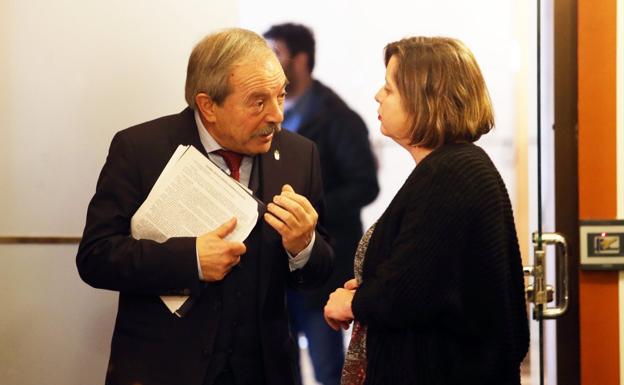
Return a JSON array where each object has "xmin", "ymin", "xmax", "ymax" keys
[
  {"xmin": 76, "ymin": 28, "xmax": 333, "ymax": 385},
  {"xmin": 263, "ymin": 24, "xmax": 379, "ymax": 385}
]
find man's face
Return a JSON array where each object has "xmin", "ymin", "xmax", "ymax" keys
[
  {"xmin": 266, "ymin": 39, "xmax": 295, "ymax": 92},
  {"xmin": 208, "ymin": 53, "xmax": 287, "ymax": 155}
]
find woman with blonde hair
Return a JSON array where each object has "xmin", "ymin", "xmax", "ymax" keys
[{"xmin": 324, "ymin": 37, "xmax": 529, "ymax": 385}]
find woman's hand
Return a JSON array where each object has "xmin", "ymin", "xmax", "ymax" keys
[
  {"xmin": 324, "ymin": 288, "xmax": 355, "ymax": 331},
  {"xmin": 343, "ymin": 278, "xmax": 359, "ymax": 290}
]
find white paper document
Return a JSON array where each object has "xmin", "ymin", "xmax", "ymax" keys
[{"xmin": 130, "ymin": 145, "xmax": 260, "ymax": 314}]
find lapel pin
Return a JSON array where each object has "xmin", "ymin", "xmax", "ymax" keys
[{"xmin": 274, "ymin": 149, "xmax": 280, "ymax": 160}]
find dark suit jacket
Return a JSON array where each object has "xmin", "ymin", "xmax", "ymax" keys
[
  {"xmin": 295, "ymin": 80, "xmax": 378, "ymax": 308},
  {"xmin": 76, "ymin": 108, "xmax": 333, "ymax": 385}
]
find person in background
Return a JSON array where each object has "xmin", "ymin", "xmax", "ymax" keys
[
  {"xmin": 324, "ymin": 36, "xmax": 529, "ymax": 385},
  {"xmin": 76, "ymin": 28, "xmax": 333, "ymax": 385},
  {"xmin": 263, "ymin": 23, "xmax": 379, "ymax": 385}
]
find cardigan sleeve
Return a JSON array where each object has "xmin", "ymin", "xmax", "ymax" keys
[{"xmin": 351, "ymin": 161, "xmax": 474, "ymax": 330}]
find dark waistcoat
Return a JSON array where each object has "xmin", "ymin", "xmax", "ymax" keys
[{"xmin": 204, "ymin": 158, "xmax": 265, "ymax": 385}]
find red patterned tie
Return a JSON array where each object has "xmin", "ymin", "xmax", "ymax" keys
[{"xmin": 214, "ymin": 149, "xmax": 244, "ymax": 181}]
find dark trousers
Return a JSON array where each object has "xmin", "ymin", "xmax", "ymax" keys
[
  {"xmin": 287, "ymin": 290, "xmax": 344, "ymax": 385},
  {"xmin": 205, "ymin": 361, "xmax": 266, "ymax": 385},
  {"xmin": 212, "ymin": 369, "xmax": 237, "ymax": 385}
]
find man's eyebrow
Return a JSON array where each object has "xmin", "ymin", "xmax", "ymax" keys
[
  {"xmin": 245, "ymin": 80, "xmax": 289, "ymax": 102},
  {"xmin": 247, "ymin": 82, "xmax": 289, "ymax": 100},
  {"xmin": 246, "ymin": 90, "xmax": 271, "ymax": 101}
]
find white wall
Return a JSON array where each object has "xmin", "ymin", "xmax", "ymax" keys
[
  {"xmin": 0, "ymin": 0, "xmax": 238, "ymax": 235},
  {"xmin": 0, "ymin": 2, "xmax": 237, "ymax": 384},
  {"xmin": 238, "ymin": 0, "xmax": 521, "ymax": 227}
]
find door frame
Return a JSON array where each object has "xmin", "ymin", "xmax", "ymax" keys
[{"xmin": 553, "ymin": 0, "xmax": 580, "ymax": 383}]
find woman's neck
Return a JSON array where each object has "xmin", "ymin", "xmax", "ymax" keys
[{"xmin": 407, "ymin": 145, "xmax": 433, "ymax": 165}]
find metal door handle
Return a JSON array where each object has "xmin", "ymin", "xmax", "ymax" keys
[{"xmin": 525, "ymin": 232, "xmax": 570, "ymax": 319}]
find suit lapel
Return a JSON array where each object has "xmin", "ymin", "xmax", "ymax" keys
[
  {"xmin": 257, "ymin": 133, "xmax": 285, "ymax": 310},
  {"xmin": 260, "ymin": 132, "xmax": 283, "ymax": 204}
]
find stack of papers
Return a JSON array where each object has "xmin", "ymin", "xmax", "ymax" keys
[{"xmin": 130, "ymin": 145, "xmax": 260, "ymax": 314}]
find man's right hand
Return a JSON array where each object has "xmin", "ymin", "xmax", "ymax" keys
[{"xmin": 196, "ymin": 218, "xmax": 246, "ymax": 281}]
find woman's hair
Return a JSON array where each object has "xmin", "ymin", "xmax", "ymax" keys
[
  {"xmin": 185, "ymin": 28, "xmax": 272, "ymax": 109},
  {"xmin": 384, "ymin": 37, "xmax": 494, "ymax": 148}
]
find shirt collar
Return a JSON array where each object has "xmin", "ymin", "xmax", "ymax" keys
[{"xmin": 193, "ymin": 110, "xmax": 254, "ymax": 188}]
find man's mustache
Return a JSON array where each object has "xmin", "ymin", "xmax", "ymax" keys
[{"xmin": 252, "ymin": 123, "xmax": 281, "ymax": 138}]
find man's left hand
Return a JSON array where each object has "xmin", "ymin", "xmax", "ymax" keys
[{"xmin": 264, "ymin": 184, "xmax": 317, "ymax": 255}]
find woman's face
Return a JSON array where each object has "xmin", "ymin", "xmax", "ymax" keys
[{"xmin": 375, "ymin": 55, "xmax": 411, "ymax": 144}]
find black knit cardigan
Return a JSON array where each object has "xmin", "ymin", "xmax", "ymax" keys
[{"xmin": 352, "ymin": 142, "xmax": 530, "ymax": 385}]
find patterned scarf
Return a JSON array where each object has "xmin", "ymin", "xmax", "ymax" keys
[{"xmin": 340, "ymin": 223, "xmax": 376, "ymax": 385}]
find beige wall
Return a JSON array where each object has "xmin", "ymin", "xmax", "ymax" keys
[{"xmin": 0, "ymin": 2, "xmax": 237, "ymax": 384}]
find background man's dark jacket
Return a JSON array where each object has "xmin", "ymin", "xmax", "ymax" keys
[{"xmin": 296, "ymin": 80, "xmax": 378, "ymax": 308}]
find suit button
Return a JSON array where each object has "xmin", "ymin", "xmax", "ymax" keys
[
  {"xmin": 232, "ymin": 320, "xmax": 238, "ymax": 327},
  {"xmin": 202, "ymin": 347, "xmax": 211, "ymax": 357},
  {"xmin": 235, "ymin": 291, "xmax": 242, "ymax": 298},
  {"xmin": 214, "ymin": 300, "xmax": 222, "ymax": 310},
  {"xmin": 182, "ymin": 288, "xmax": 191, "ymax": 295}
]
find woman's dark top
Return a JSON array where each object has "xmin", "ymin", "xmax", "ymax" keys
[{"xmin": 351, "ymin": 143, "xmax": 529, "ymax": 385}]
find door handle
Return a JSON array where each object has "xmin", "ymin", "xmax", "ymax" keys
[{"xmin": 525, "ymin": 232, "xmax": 570, "ymax": 319}]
